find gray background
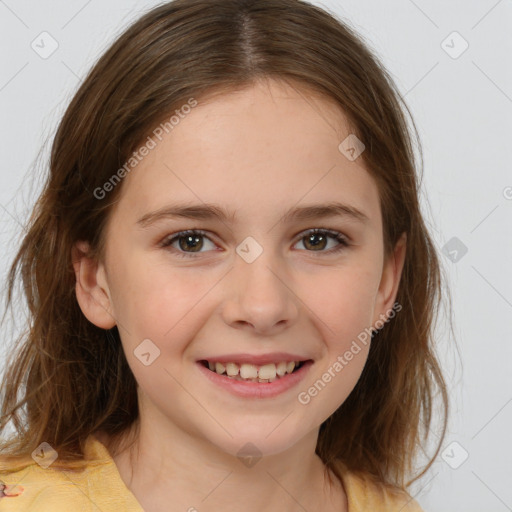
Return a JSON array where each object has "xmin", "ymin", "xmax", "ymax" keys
[{"xmin": 1, "ymin": 1, "xmax": 511, "ymax": 510}]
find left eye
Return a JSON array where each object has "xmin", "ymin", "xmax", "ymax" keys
[
  {"xmin": 160, "ymin": 229, "xmax": 217, "ymax": 256},
  {"xmin": 160, "ymin": 228, "xmax": 349, "ymax": 258}
]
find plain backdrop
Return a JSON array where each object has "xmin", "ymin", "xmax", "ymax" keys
[{"xmin": 0, "ymin": 1, "xmax": 511, "ymax": 511}]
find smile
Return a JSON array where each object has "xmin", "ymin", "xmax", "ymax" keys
[
  {"xmin": 201, "ymin": 360, "xmax": 304, "ymax": 383},
  {"xmin": 196, "ymin": 359, "xmax": 314, "ymax": 399}
]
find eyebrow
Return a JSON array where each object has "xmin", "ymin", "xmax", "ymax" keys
[{"xmin": 136, "ymin": 201, "xmax": 369, "ymax": 228}]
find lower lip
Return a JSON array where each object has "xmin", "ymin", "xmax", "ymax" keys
[{"xmin": 196, "ymin": 360, "xmax": 314, "ymax": 399}]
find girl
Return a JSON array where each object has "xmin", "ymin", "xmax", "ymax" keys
[{"xmin": 0, "ymin": 0, "xmax": 450, "ymax": 510}]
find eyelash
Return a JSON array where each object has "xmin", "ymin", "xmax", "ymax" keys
[{"xmin": 159, "ymin": 228, "xmax": 350, "ymax": 259}]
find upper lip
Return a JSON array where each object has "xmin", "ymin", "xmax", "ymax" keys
[{"xmin": 198, "ymin": 352, "xmax": 313, "ymax": 366}]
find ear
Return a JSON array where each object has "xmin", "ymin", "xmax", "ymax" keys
[
  {"xmin": 72, "ymin": 241, "xmax": 117, "ymax": 329},
  {"xmin": 372, "ymin": 232, "xmax": 407, "ymax": 327}
]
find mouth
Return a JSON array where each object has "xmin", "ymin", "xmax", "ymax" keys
[
  {"xmin": 199, "ymin": 359, "xmax": 309, "ymax": 383},
  {"xmin": 196, "ymin": 351, "xmax": 315, "ymax": 398}
]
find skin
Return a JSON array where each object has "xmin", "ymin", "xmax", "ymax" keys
[{"xmin": 73, "ymin": 78, "xmax": 406, "ymax": 512}]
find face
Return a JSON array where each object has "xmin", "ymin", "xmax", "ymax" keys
[{"xmin": 74, "ymin": 78, "xmax": 405, "ymax": 458}]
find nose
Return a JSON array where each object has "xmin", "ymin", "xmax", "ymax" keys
[{"xmin": 220, "ymin": 246, "xmax": 299, "ymax": 335}]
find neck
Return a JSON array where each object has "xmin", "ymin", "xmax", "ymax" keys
[{"xmin": 96, "ymin": 419, "xmax": 347, "ymax": 512}]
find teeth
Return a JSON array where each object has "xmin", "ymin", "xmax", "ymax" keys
[
  {"xmin": 258, "ymin": 363, "xmax": 277, "ymax": 380},
  {"xmin": 276, "ymin": 361, "xmax": 288, "ymax": 376},
  {"xmin": 206, "ymin": 360, "xmax": 303, "ymax": 382},
  {"xmin": 225, "ymin": 362, "xmax": 239, "ymax": 376},
  {"xmin": 239, "ymin": 363, "xmax": 258, "ymax": 379}
]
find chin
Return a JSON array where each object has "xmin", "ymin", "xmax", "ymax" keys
[{"xmin": 208, "ymin": 425, "xmax": 307, "ymax": 460}]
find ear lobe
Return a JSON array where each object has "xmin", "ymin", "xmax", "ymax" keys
[
  {"xmin": 372, "ymin": 232, "xmax": 407, "ymax": 325},
  {"xmin": 72, "ymin": 241, "xmax": 117, "ymax": 329}
]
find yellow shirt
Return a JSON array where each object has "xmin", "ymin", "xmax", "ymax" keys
[{"xmin": 0, "ymin": 435, "xmax": 423, "ymax": 511}]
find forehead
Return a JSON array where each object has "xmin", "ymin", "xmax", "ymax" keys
[{"xmin": 112, "ymin": 78, "xmax": 380, "ymax": 227}]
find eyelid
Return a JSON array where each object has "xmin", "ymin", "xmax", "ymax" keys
[{"xmin": 295, "ymin": 227, "xmax": 350, "ymax": 243}]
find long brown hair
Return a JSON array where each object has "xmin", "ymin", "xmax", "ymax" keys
[{"xmin": 0, "ymin": 0, "xmax": 451, "ymax": 490}]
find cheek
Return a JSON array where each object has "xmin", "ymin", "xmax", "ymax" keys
[
  {"xmin": 314, "ymin": 341, "xmax": 370, "ymax": 420},
  {"xmin": 306, "ymin": 264, "xmax": 378, "ymax": 412},
  {"xmin": 108, "ymin": 255, "xmax": 218, "ymax": 355},
  {"xmin": 297, "ymin": 261, "xmax": 380, "ymax": 344}
]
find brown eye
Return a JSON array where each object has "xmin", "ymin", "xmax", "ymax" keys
[
  {"xmin": 294, "ymin": 228, "xmax": 349, "ymax": 254},
  {"xmin": 176, "ymin": 233, "xmax": 204, "ymax": 252},
  {"xmin": 160, "ymin": 229, "xmax": 217, "ymax": 258}
]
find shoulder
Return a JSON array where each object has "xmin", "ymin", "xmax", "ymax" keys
[
  {"xmin": 1, "ymin": 462, "xmax": 83, "ymax": 511},
  {"xmin": 0, "ymin": 435, "xmax": 143, "ymax": 511},
  {"xmin": 334, "ymin": 462, "xmax": 424, "ymax": 511}
]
